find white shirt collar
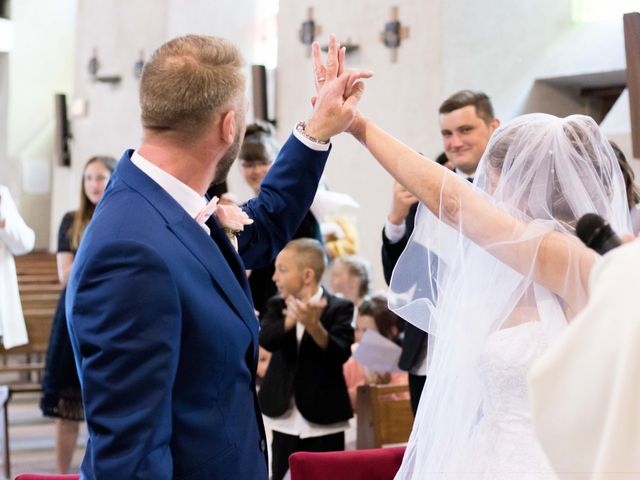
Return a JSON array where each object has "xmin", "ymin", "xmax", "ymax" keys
[
  {"xmin": 131, "ymin": 150, "xmax": 207, "ymax": 219},
  {"xmin": 310, "ymin": 286, "xmax": 324, "ymax": 302},
  {"xmin": 454, "ymin": 167, "xmax": 475, "ymax": 181}
]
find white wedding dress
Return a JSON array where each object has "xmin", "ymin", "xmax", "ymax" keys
[
  {"xmin": 453, "ymin": 321, "xmax": 556, "ymax": 479},
  {"xmin": 389, "ymin": 114, "xmax": 632, "ymax": 480}
]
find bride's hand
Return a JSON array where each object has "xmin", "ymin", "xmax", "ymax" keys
[
  {"xmin": 312, "ymin": 40, "xmax": 345, "ymax": 93},
  {"xmin": 308, "ymin": 35, "xmax": 372, "ymax": 137}
]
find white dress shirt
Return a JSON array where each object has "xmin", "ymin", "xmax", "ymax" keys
[
  {"xmin": 131, "ymin": 151, "xmax": 208, "ymax": 225},
  {"xmin": 454, "ymin": 167, "xmax": 475, "ymax": 182},
  {"xmin": 291, "ymin": 124, "xmax": 331, "ymax": 152},
  {"xmin": 132, "ymin": 126, "xmax": 328, "ymax": 223},
  {"xmin": 263, "ymin": 287, "xmax": 350, "ymax": 439},
  {"xmin": 384, "ymin": 219, "xmax": 408, "ymax": 244}
]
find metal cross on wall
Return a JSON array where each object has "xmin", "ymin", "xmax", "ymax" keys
[
  {"xmin": 299, "ymin": 6, "xmax": 322, "ymax": 58},
  {"xmin": 380, "ymin": 6, "xmax": 410, "ymax": 63}
]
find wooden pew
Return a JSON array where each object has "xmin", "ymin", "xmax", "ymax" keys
[
  {"xmin": 0, "ymin": 252, "xmax": 61, "ymax": 479},
  {"xmin": 2, "ymin": 252, "xmax": 60, "ymax": 367},
  {"xmin": 356, "ymin": 383, "xmax": 414, "ymax": 450}
]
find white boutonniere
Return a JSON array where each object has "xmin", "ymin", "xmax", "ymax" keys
[{"xmin": 195, "ymin": 196, "xmax": 254, "ymax": 250}]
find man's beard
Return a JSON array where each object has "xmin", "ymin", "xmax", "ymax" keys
[{"xmin": 213, "ymin": 128, "xmax": 242, "ymax": 184}]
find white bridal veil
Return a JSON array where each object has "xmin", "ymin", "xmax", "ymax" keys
[{"xmin": 388, "ymin": 114, "xmax": 631, "ymax": 478}]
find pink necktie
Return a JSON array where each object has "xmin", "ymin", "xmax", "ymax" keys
[{"xmin": 195, "ymin": 197, "xmax": 219, "ymax": 235}]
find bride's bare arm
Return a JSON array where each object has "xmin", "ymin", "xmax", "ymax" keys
[{"xmin": 349, "ymin": 116, "xmax": 595, "ymax": 312}]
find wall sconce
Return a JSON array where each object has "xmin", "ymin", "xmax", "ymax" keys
[
  {"xmin": 88, "ymin": 48, "xmax": 99, "ymax": 76},
  {"xmin": 320, "ymin": 38, "xmax": 359, "ymax": 54},
  {"xmin": 88, "ymin": 47, "xmax": 122, "ymax": 84},
  {"xmin": 299, "ymin": 6, "xmax": 322, "ymax": 58},
  {"xmin": 133, "ymin": 49, "xmax": 145, "ymax": 79},
  {"xmin": 380, "ymin": 6, "xmax": 410, "ymax": 63}
]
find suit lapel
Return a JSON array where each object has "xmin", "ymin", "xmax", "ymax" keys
[
  {"xmin": 115, "ymin": 151, "xmax": 258, "ymax": 340},
  {"xmin": 205, "ymin": 215, "xmax": 252, "ymax": 298},
  {"xmin": 168, "ymin": 217, "xmax": 257, "ymax": 328}
]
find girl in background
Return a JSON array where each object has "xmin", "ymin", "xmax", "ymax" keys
[
  {"xmin": 41, "ymin": 155, "xmax": 116, "ymax": 473},
  {"xmin": 343, "ymin": 294, "xmax": 408, "ymax": 408},
  {"xmin": 329, "ymin": 255, "xmax": 370, "ymax": 316}
]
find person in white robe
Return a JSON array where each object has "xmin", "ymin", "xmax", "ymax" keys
[
  {"xmin": 0, "ymin": 185, "xmax": 35, "ymax": 349},
  {"xmin": 530, "ymin": 240, "xmax": 640, "ymax": 480}
]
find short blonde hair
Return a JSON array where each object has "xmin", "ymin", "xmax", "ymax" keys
[
  {"xmin": 283, "ymin": 238, "xmax": 327, "ymax": 282},
  {"xmin": 140, "ymin": 35, "xmax": 245, "ymax": 139},
  {"xmin": 333, "ymin": 255, "xmax": 370, "ymax": 299}
]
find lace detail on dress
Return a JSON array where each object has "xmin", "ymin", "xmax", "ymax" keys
[{"xmin": 453, "ymin": 321, "xmax": 556, "ymax": 479}]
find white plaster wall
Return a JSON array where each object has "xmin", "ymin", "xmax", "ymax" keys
[
  {"xmin": 51, "ymin": 0, "xmax": 169, "ymax": 250},
  {"xmin": 53, "ymin": 0, "xmax": 268, "ymax": 248},
  {"xmin": 601, "ymin": 89, "xmax": 640, "ymax": 178},
  {"xmin": 6, "ymin": 0, "xmax": 77, "ymax": 249},
  {"xmin": 0, "ymin": 18, "xmax": 12, "ymax": 52},
  {"xmin": 0, "ymin": 20, "xmax": 11, "ymax": 187},
  {"xmin": 276, "ymin": 0, "xmax": 633, "ymax": 289},
  {"xmin": 512, "ymin": 19, "xmax": 627, "ymax": 118},
  {"xmin": 37, "ymin": 1, "xmax": 638, "ymax": 280},
  {"xmin": 166, "ymin": 0, "xmax": 260, "ymax": 202},
  {"xmin": 277, "ymin": 0, "xmax": 442, "ymax": 291},
  {"xmin": 440, "ymin": 0, "xmax": 574, "ymax": 120},
  {"xmin": 0, "ymin": 53, "xmax": 8, "ymax": 187},
  {"xmin": 602, "ymin": 89, "xmax": 632, "ymax": 135},
  {"xmin": 167, "ymin": 0, "xmax": 257, "ymax": 57}
]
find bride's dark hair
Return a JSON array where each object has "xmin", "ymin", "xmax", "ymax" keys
[
  {"xmin": 240, "ymin": 120, "xmax": 279, "ymax": 164},
  {"xmin": 481, "ymin": 115, "xmax": 622, "ymax": 230}
]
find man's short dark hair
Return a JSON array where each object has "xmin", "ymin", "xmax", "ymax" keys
[
  {"xmin": 439, "ymin": 90, "xmax": 495, "ymax": 125},
  {"xmin": 140, "ymin": 35, "xmax": 245, "ymax": 140}
]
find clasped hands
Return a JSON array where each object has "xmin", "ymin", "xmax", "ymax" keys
[
  {"xmin": 303, "ymin": 34, "xmax": 373, "ymax": 141},
  {"xmin": 283, "ymin": 296, "xmax": 329, "ymax": 349}
]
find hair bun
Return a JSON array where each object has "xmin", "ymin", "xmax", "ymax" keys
[{"xmin": 244, "ymin": 119, "xmax": 275, "ymax": 138}]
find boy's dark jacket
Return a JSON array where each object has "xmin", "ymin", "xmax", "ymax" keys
[{"xmin": 258, "ymin": 289, "xmax": 354, "ymax": 425}]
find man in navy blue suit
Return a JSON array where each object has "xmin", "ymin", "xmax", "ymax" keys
[{"xmin": 65, "ymin": 34, "xmax": 368, "ymax": 479}]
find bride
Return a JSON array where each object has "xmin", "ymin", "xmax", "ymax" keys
[
  {"xmin": 312, "ymin": 39, "xmax": 631, "ymax": 478},
  {"xmin": 381, "ymin": 113, "xmax": 630, "ymax": 479}
]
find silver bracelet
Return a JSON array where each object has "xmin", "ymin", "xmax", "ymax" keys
[{"xmin": 295, "ymin": 121, "xmax": 330, "ymax": 145}]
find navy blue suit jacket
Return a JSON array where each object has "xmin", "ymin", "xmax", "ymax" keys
[{"xmin": 66, "ymin": 135, "xmax": 329, "ymax": 480}]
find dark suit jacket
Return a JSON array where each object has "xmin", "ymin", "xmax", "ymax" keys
[
  {"xmin": 66, "ymin": 135, "xmax": 329, "ymax": 480},
  {"xmin": 258, "ymin": 290, "xmax": 354, "ymax": 425},
  {"xmin": 383, "ymin": 173, "xmax": 472, "ymax": 371},
  {"xmin": 381, "ymin": 201, "xmax": 427, "ymax": 372}
]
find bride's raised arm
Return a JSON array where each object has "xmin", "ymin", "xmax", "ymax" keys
[
  {"xmin": 348, "ymin": 115, "xmax": 596, "ymax": 315},
  {"xmin": 311, "ymin": 38, "xmax": 628, "ymax": 316}
]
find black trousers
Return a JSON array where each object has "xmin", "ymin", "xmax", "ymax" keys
[
  {"xmin": 408, "ymin": 373, "xmax": 426, "ymax": 416},
  {"xmin": 271, "ymin": 430, "xmax": 345, "ymax": 480}
]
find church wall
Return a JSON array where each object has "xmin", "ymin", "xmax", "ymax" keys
[
  {"xmin": 23, "ymin": 0, "xmax": 636, "ymax": 280},
  {"xmin": 2, "ymin": 0, "xmax": 76, "ymax": 249}
]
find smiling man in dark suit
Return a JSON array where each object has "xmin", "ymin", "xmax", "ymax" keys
[
  {"xmin": 65, "ymin": 34, "xmax": 369, "ymax": 480},
  {"xmin": 382, "ymin": 90, "xmax": 499, "ymax": 414}
]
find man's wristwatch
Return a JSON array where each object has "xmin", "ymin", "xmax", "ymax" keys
[{"xmin": 295, "ymin": 121, "xmax": 330, "ymax": 145}]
